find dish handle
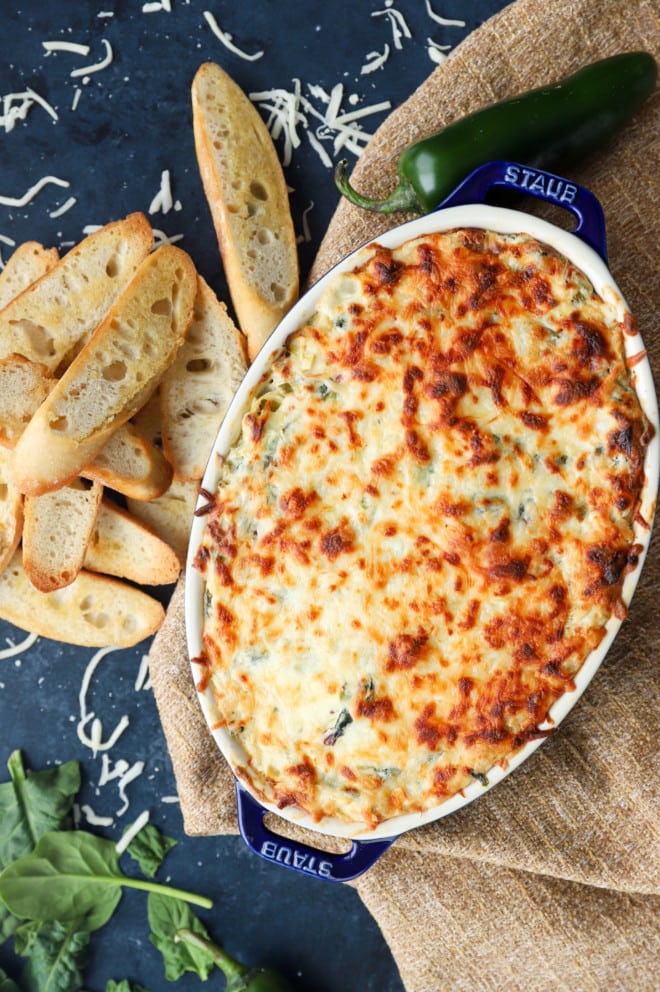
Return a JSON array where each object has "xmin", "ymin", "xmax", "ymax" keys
[
  {"xmin": 235, "ymin": 783, "xmax": 395, "ymax": 882},
  {"xmin": 438, "ymin": 159, "xmax": 608, "ymax": 263}
]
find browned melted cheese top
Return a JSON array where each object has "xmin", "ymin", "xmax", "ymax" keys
[{"xmin": 195, "ymin": 229, "xmax": 649, "ymax": 828}]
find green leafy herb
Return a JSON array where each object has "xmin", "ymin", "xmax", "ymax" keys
[
  {"xmin": 14, "ymin": 919, "xmax": 89, "ymax": 992},
  {"xmin": 0, "ymin": 967, "xmax": 21, "ymax": 992},
  {"xmin": 124, "ymin": 822, "xmax": 177, "ymax": 880},
  {"xmin": 175, "ymin": 929, "xmax": 296, "ymax": 992},
  {"xmin": 147, "ymin": 892, "xmax": 214, "ymax": 982},
  {"xmin": 0, "ymin": 830, "xmax": 213, "ymax": 933},
  {"xmin": 0, "ymin": 751, "xmax": 80, "ymax": 946}
]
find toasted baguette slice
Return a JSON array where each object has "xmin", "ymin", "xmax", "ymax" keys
[
  {"xmin": 0, "ymin": 355, "xmax": 56, "ymax": 449},
  {"xmin": 82, "ymin": 421, "xmax": 173, "ymax": 500},
  {"xmin": 22, "ymin": 479, "xmax": 103, "ymax": 592},
  {"xmin": 0, "ymin": 550, "xmax": 165, "ymax": 647},
  {"xmin": 0, "ymin": 213, "xmax": 153, "ymax": 372},
  {"xmin": 128, "ymin": 477, "xmax": 198, "ymax": 565},
  {"xmin": 192, "ymin": 61, "xmax": 299, "ymax": 359},
  {"xmin": 0, "ymin": 448, "xmax": 23, "ymax": 573},
  {"xmin": 84, "ymin": 498, "xmax": 181, "ymax": 585},
  {"xmin": 0, "ymin": 241, "xmax": 59, "ymax": 311},
  {"xmin": 12, "ymin": 245, "xmax": 197, "ymax": 496},
  {"xmin": 160, "ymin": 275, "xmax": 246, "ymax": 480}
]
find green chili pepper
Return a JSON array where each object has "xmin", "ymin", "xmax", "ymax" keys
[
  {"xmin": 175, "ymin": 928, "xmax": 296, "ymax": 992},
  {"xmin": 335, "ymin": 51, "xmax": 657, "ymax": 214}
]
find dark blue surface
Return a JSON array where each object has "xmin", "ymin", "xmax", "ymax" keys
[{"xmin": 0, "ymin": 3, "xmax": 508, "ymax": 989}]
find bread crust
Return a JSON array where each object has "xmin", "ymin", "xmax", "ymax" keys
[
  {"xmin": 191, "ymin": 62, "xmax": 299, "ymax": 360},
  {"xmin": 12, "ymin": 244, "xmax": 197, "ymax": 495}
]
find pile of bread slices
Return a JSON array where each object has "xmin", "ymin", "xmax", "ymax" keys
[
  {"xmin": 0, "ymin": 61, "xmax": 299, "ymax": 649},
  {"xmin": 0, "ymin": 218, "xmax": 248, "ymax": 647}
]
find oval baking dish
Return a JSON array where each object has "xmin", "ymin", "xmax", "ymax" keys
[{"xmin": 185, "ymin": 160, "xmax": 659, "ymax": 882}]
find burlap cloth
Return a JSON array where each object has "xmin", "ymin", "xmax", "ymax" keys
[{"xmin": 148, "ymin": 1, "xmax": 660, "ymax": 988}]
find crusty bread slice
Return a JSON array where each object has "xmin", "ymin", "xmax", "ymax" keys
[
  {"xmin": 160, "ymin": 274, "xmax": 246, "ymax": 480},
  {"xmin": 128, "ymin": 477, "xmax": 198, "ymax": 565},
  {"xmin": 84, "ymin": 497, "xmax": 180, "ymax": 585},
  {"xmin": 0, "ymin": 550, "xmax": 165, "ymax": 647},
  {"xmin": 0, "ymin": 355, "xmax": 56, "ymax": 449},
  {"xmin": 81, "ymin": 421, "xmax": 173, "ymax": 500},
  {"xmin": 22, "ymin": 479, "xmax": 103, "ymax": 592},
  {"xmin": 0, "ymin": 241, "xmax": 59, "ymax": 311},
  {"xmin": 12, "ymin": 244, "xmax": 197, "ymax": 496},
  {"xmin": 191, "ymin": 61, "xmax": 299, "ymax": 360},
  {"xmin": 0, "ymin": 447, "xmax": 23, "ymax": 573},
  {"xmin": 0, "ymin": 213, "xmax": 153, "ymax": 373}
]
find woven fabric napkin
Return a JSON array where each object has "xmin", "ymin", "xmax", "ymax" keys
[{"xmin": 148, "ymin": 0, "xmax": 660, "ymax": 988}]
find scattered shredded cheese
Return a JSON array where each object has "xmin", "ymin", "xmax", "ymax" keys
[
  {"xmin": 1, "ymin": 87, "xmax": 58, "ymax": 133},
  {"xmin": 81, "ymin": 803, "xmax": 114, "ymax": 827},
  {"xmin": 116, "ymin": 760, "xmax": 145, "ymax": 816},
  {"xmin": 71, "ymin": 87, "xmax": 82, "ymax": 111},
  {"xmin": 143, "ymin": 0, "xmax": 172, "ymax": 11},
  {"xmin": 161, "ymin": 795, "xmax": 180, "ymax": 804},
  {"xmin": 360, "ymin": 43, "xmax": 391, "ymax": 75},
  {"xmin": 296, "ymin": 200, "xmax": 315, "ymax": 244},
  {"xmin": 152, "ymin": 227, "xmax": 184, "ymax": 246},
  {"xmin": 70, "ymin": 39, "xmax": 114, "ymax": 79},
  {"xmin": 424, "ymin": 0, "xmax": 466, "ymax": 27},
  {"xmin": 49, "ymin": 195, "xmax": 77, "ymax": 218},
  {"xmin": 115, "ymin": 809, "xmax": 150, "ymax": 854},
  {"xmin": 0, "ymin": 631, "xmax": 38, "ymax": 659},
  {"xmin": 77, "ymin": 647, "xmax": 130, "ymax": 756},
  {"xmin": 371, "ymin": 3, "xmax": 412, "ymax": 50},
  {"xmin": 134, "ymin": 654, "xmax": 152, "ymax": 692},
  {"xmin": 203, "ymin": 11, "xmax": 264, "ymax": 62},
  {"xmin": 99, "ymin": 754, "xmax": 131, "ymax": 786},
  {"xmin": 148, "ymin": 169, "xmax": 175, "ymax": 215},
  {"xmin": 0, "ymin": 175, "xmax": 70, "ymax": 208},
  {"xmin": 43, "ymin": 41, "xmax": 91, "ymax": 56},
  {"xmin": 251, "ymin": 80, "xmax": 390, "ymax": 168},
  {"xmin": 427, "ymin": 38, "xmax": 452, "ymax": 64}
]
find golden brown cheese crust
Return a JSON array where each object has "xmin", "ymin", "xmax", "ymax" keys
[{"xmin": 195, "ymin": 229, "xmax": 650, "ymax": 828}]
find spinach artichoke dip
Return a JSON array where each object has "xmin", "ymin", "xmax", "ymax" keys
[{"xmin": 193, "ymin": 228, "xmax": 649, "ymax": 829}]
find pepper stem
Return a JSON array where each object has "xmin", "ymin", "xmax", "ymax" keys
[
  {"xmin": 175, "ymin": 928, "xmax": 249, "ymax": 985},
  {"xmin": 334, "ymin": 159, "xmax": 421, "ymax": 214}
]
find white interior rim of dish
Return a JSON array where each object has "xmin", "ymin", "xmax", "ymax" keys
[{"xmin": 185, "ymin": 203, "xmax": 660, "ymax": 842}]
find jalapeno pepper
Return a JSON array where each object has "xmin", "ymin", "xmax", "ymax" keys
[
  {"xmin": 335, "ymin": 51, "xmax": 657, "ymax": 214},
  {"xmin": 175, "ymin": 928, "xmax": 296, "ymax": 992}
]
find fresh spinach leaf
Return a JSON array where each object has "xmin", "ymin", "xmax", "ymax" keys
[
  {"xmin": 14, "ymin": 919, "xmax": 89, "ymax": 992},
  {"xmin": 147, "ymin": 892, "xmax": 214, "ymax": 982},
  {"xmin": 0, "ymin": 967, "xmax": 22, "ymax": 992},
  {"xmin": 124, "ymin": 822, "xmax": 177, "ymax": 879},
  {"xmin": 0, "ymin": 751, "xmax": 81, "ymax": 946},
  {"xmin": 0, "ymin": 830, "xmax": 212, "ymax": 932},
  {"xmin": 0, "ymin": 751, "xmax": 80, "ymax": 869}
]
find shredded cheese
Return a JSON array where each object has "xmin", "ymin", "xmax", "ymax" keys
[
  {"xmin": 203, "ymin": 11, "xmax": 264, "ymax": 62},
  {"xmin": 134, "ymin": 654, "xmax": 152, "ymax": 692},
  {"xmin": 77, "ymin": 647, "xmax": 130, "ymax": 757},
  {"xmin": 152, "ymin": 227, "xmax": 184, "ymax": 246},
  {"xmin": 43, "ymin": 41, "xmax": 91, "ymax": 56},
  {"xmin": 70, "ymin": 39, "xmax": 114, "ymax": 79},
  {"xmin": 0, "ymin": 175, "xmax": 70, "ymax": 208},
  {"xmin": 251, "ymin": 80, "xmax": 390, "ymax": 168},
  {"xmin": 81, "ymin": 803, "xmax": 114, "ymax": 827},
  {"xmin": 142, "ymin": 0, "xmax": 172, "ymax": 11},
  {"xmin": 0, "ymin": 631, "xmax": 38, "ymax": 659},
  {"xmin": 427, "ymin": 38, "xmax": 452, "ymax": 63},
  {"xmin": 116, "ymin": 760, "xmax": 145, "ymax": 816},
  {"xmin": 148, "ymin": 169, "xmax": 175, "ymax": 215},
  {"xmin": 1, "ymin": 87, "xmax": 58, "ymax": 133},
  {"xmin": 49, "ymin": 195, "xmax": 77, "ymax": 218},
  {"xmin": 115, "ymin": 809, "xmax": 150, "ymax": 854},
  {"xmin": 360, "ymin": 44, "xmax": 391, "ymax": 75},
  {"xmin": 424, "ymin": 0, "xmax": 466, "ymax": 27},
  {"xmin": 371, "ymin": 3, "xmax": 412, "ymax": 50}
]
